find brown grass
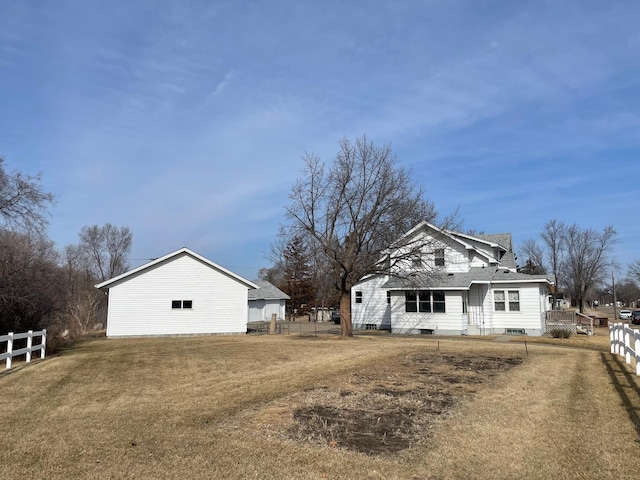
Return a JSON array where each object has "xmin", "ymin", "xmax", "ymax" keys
[{"xmin": 1, "ymin": 333, "xmax": 639, "ymax": 479}]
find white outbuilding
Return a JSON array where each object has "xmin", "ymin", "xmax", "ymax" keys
[
  {"xmin": 95, "ymin": 248, "xmax": 258, "ymax": 337},
  {"xmin": 248, "ymin": 280, "xmax": 290, "ymax": 322}
]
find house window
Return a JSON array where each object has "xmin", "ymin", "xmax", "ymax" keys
[
  {"xmin": 405, "ymin": 291, "xmax": 417, "ymax": 312},
  {"xmin": 494, "ymin": 290, "xmax": 519, "ymax": 311},
  {"xmin": 433, "ymin": 291, "xmax": 446, "ymax": 313},
  {"xmin": 435, "ymin": 248, "xmax": 445, "ymax": 267},
  {"xmin": 405, "ymin": 291, "xmax": 446, "ymax": 313},
  {"xmin": 386, "ymin": 291, "xmax": 391, "ymax": 304},
  {"xmin": 494, "ymin": 291, "xmax": 506, "ymax": 311},
  {"xmin": 418, "ymin": 291, "xmax": 431, "ymax": 312},
  {"xmin": 412, "ymin": 253, "xmax": 422, "ymax": 268},
  {"xmin": 355, "ymin": 291, "xmax": 362, "ymax": 304},
  {"xmin": 172, "ymin": 300, "xmax": 193, "ymax": 309},
  {"xmin": 508, "ymin": 291, "xmax": 520, "ymax": 311}
]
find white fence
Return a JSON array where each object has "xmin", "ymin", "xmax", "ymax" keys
[
  {"xmin": 609, "ymin": 323, "xmax": 640, "ymax": 376},
  {"xmin": 0, "ymin": 329, "xmax": 47, "ymax": 370}
]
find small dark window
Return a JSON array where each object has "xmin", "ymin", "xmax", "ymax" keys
[
  {"xmin": 386, "ymin": 291, "xmax": 391, "ymax": 304},
  {"xmin": 183, "ymin": 300, "xmax": 193, "ymax": 309},
  {"xmin": 172, "ymin": 300, "xmax": 182, "ymax": 309},
  {"xmin": 435, "ymin": 249, "xmax": 445, "ymax": 267},
  {"xmin": 433, "ymin": 291, "xmax": 446, "ymax": 313},
  {"xmin": 405, "ymin": 291, "xmax": 417, "ymax": 312},
  {"xmin": 355, "ymin": 291, "xmax": 362, "ymax": 304}
]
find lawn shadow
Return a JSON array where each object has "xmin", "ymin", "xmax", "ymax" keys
[{"xmin": 600, "ymin": 352, "xmax": 640, "ymax": 441}]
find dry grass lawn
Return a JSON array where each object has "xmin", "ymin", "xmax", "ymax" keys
[{"xmin": 1, "ymin": 333, "xmax": 639, "ymax": 479}]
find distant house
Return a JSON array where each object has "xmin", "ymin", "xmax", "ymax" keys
[
  {"xmin": 95, "ymin": 248, "xmax": 258, "ymax": 337},
  {"xmin": 248, "ymin": 280, "xmax": 290, "ymax": 322},
  {"xmin": 551, "ymin": 290, "xmax": 572, "ymax": 309},
  {"xmin": 351, "ymin": 222, "xmax": 553, "ymax": 336}
]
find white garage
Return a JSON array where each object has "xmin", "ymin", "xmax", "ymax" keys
[{"xmin": 96, "ymin": 248, "xmax": 258, "ymax": 337}]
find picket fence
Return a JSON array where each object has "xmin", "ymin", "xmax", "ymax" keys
[
  {"xmin": 609, "ymin": 323, "xmax": 640, "ymax": 376},
  {"xmin": 0, "ymin": 329, "xmax": 47, "ymax": 370}
]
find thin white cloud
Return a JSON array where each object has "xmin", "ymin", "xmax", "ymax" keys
[
  {"xmin": 210, "ymin": 71, "xmax": 234, "ymax": 98},
  {"xmin": 3, "ymin": 0, "xmax": 640, "ymax": 279}
]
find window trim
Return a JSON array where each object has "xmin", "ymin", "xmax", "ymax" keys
[
  {"xmin": 172, "ymin": 300, "xmax": 193, "ymax": 309},
  {"xmin": 355, "ymin": 291, "xmax": 363, "ymax": 304},
  {"xmin": 405, "ymin": 291, "xmax": 417, "ymax": 312},
  {"xmin": 432, "ymin": 290, "xmax": 446, "ymax": 313},
  {"xmin": 405, "ymin": 290, "xmax": 446, "ymax": 313},
  {"xmin": 493, "ymin": 289, "xmax": 520, "ymax": 312},
  {"xmin": 434, "ymin": 248, "xmax": 445, "ymax": 267},
  {"xmin": 418, "ymin": 291, "xmax": 431, "ymax": 312}
]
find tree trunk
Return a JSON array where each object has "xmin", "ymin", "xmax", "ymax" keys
[
  {"xmin": 577, "ymin": 295, "xmax": 584, "ymax": 314},
  {"xmin": 339, "ymin": 289, "xmax": 353, "ymax": 337}
]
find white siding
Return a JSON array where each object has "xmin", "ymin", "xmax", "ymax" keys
[
  {"xmin": 352, "ymin": 276, "xmax": 391, "ymax": 329},
  {"xmin": 489, "ymin": 283, "xmax": 546, "ymax": 334},
  {"xmin": 392, "ymin": 290, "xmax": 466, "ymax": 335},
  {"xmin": 442, "ymin": 242, "xmax": 471, "ymax": 273},
  {"xmin": 391, "ymin": 239, "xmax": 470, "ymax": 274},
  {"xmin": 106, "ymin": 253, "xmax": 250, "ymax": 336},
  {"xmin": 467, "ymin": 284, "xmax": 491, "ymax": 331},
  {"xmin": 248, "ymin": 300, "xmax": 266, "ymax": 322},
  {"xmin": 248, "ymin": 300, "xmax": 285, "ymax": 322}
]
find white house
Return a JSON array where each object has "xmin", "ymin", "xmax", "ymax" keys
[
  {"xmin": 248, "ymin": 280, "xmax": 290, "ymax": 322},
  {"xmin": 95, "ymin": 248, "xmax": 258, "ymax": 337},
  {"xmin": 351, "ymin": 222, "xmax": 553, "ymax": 336}
]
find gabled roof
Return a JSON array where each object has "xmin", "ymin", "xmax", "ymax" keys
[
  {"xmin": 381, "ymin": 267, "xmax": 553, "ymax": 290},
  {"xmin": 248, "ymin": 280, "xmax": 290, "ymax": 301},
  {"xmin": 396, "ymin": 222, "xmax": 510, "ymax": 266},
  {"xmin": 95, "ymin": 248, "xmax": 259, "ymax": 290}
]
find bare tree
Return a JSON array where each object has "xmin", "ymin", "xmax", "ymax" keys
[
  {"xmin": 0, "ymin": 230, "xmax": 63, "ymax": 334},
  {"xmin": 616, "ymin": 278, "xmax": 640, "ymax": 307},
  {"xmin": 79, "ymin": 223, "xmax": 132, "ymax": 282},
  {"xmin": 519, "ymin": 239, "xmax": 546, "ymax": 274},
  {"xmin": 0, "ymin": 158, "xmax": 55, "ymax": 230},
  {"xmin": 629, "ymin": 260, "xmax": 640, "ymax": 286},
  {"xmin": 541, "ymin": 220, "xmax": 566, "ymax": 309},
  {"xmin": 284, "ymin": 135, "xmax": 438, "ymax": 336},
  {"xmin": 562, "ymin": 224, "xmax": 617, "ymax": 313}
]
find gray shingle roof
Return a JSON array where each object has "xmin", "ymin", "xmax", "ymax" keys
[
  {"xmin": 474, "ymin": 233, "xmax": 516, "ymax": 269},
  {"xmin": 248, "ymin": 280, "xmax": 291, "ymax": 300},
  {"xmin": 381, "ymin": 267, "xmax": 552, "ymax": 290}
]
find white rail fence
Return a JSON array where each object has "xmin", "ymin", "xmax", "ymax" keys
[
  {"xmin": 0, "ymin": 329, "xmax": 47, "ymax": 370},
  {"xmin": 609, "ymin": 323, "xmax": 640, "ymax": 376}
]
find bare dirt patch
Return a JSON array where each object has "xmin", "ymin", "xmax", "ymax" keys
[{"xmin": 282, "ymin": 351, "xmax": 524, "ymax": 455}]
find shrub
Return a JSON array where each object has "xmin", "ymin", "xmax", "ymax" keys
[{"xmin": 549, "ymin": 328, "xmax": 572, "ymax": 339}]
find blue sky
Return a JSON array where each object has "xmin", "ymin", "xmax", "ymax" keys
[{"xmin": 1, "ymin": 0, "xmax": 639, "ymax": 280}]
